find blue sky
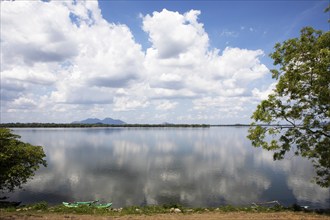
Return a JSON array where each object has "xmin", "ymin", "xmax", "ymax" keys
[
  {"xmin": 1, "ymin": 0, "xmax": 329, "ymax": 124},
  {"xmin": 99, "ymin": 1, "xmax": 328, "ymax": 59}
]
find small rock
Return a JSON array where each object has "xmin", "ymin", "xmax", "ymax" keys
[
  {"xmin": 205, "ymin": 208, "xmax": 210, "ymax": 212},
  {"xmin": 174, "ymin": 208, "xmax": 181, "ymax": 213},
  {"xmin": 215, "ymin": 208, "xmax": 220, "ymax": 211},
  {"xmin": 16, "ymin": 209, "xmax": 21, "ymax": 212},
  {"xmin": 135, "ymin": 208, "xmax": 141, "ymax": 212},
  {"xmin": 186, "ymin": 209, "xmax": 194, "ymax": 212}
]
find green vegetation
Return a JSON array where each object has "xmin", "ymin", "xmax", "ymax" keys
[
  {"xmin": 248, "ymin": 27, "xmax": 330, "ymax": 187},
  {"xmin": 2, "ymin": 202, "xmax": 325, "ymax": 216},
  {"xmin": 0, "ymin": 128, "xmax": 47, "ymax": 192}
]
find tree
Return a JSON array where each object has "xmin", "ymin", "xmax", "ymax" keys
[
  {"xmin": 0, "ymin": 128, "xmax": 47, "ymax": 192},
  {"xmin": 248, "ymin": 27, "xmax": 330, "ymax": 187}
]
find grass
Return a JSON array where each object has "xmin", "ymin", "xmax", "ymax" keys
[{"xmin": 1, "ymin": 202, "xmax": 329, "ymax": 217}]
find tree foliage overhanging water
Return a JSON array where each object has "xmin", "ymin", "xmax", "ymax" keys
[
  {"xmin": 248, "ymin": 27, "xmax": 330, "ymax": 187},
  {"xmin": 0, "ymin": 128, "xmax": 47, "ymax": 193}
]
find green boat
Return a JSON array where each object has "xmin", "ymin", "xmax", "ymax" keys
[
  {"xmin": 62, "ymin": 200, "xmax": 112, "ymax": 208},
  {"xmin": 94, "ymin": 203, "xmax": 112, "ymax": 208},
  {"xmin": 76, "ymin": 200, "xmax": 99, "ymax": 205},
  {"xmin": 62, "ymin": 202, "xmax": 79, "ymax": 208}
]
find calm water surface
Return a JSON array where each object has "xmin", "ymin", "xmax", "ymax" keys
[{"xmin": 6, "ymin": 127, "xmax": 330, "ymax": 208}]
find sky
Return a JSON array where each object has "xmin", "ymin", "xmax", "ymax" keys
[{"xmin": 0, "ymin": 0, "xmax": 329, "ymax": 124}]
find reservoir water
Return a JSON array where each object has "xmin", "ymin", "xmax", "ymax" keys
[{"xmin": 5, "ymin": 127, "xmax": 329, "ymax": 208}]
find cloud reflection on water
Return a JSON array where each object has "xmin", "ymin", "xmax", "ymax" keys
[{"xmin": 8, "ymin": 127, "xmax": 329, "ymax": 208}]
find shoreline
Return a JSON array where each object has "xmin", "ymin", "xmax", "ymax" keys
[{"xmin": 1, "ymin": 203, "xmax": 329, "ymax": 219}]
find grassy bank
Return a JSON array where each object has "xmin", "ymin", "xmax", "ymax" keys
[{"xmin": 1, "ymin": 202, "xmax": 329, "ymax": 217}]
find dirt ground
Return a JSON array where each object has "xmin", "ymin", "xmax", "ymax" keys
[{"xmin": 1, "ymin": 212, "xmax": 329, "ymax": 220}]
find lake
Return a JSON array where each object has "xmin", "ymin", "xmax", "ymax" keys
[{"xmin": 5, "ymin": 127, "xmax": 330, "ymax": 208}]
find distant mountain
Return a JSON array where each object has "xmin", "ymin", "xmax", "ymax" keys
[
  {"xmin": 162, "ymin": 122, "xmax": 174, "ymax": 125},
  {"xmin": 102, "ymin": 117, "xmax": 126, "ymax": 125},
  {"xmin": 72, "ymin": 117, "xmax": 126, "ymax": 125},
  {"xmin": 74, "ymin": 118, "xmax": 101, "ymax": 124}
]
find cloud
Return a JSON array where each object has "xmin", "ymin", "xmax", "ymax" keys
[
  {"xmin": 252, "ymin": 83, "xmax": 276, "ymax": 101},
  {"xmin": 1, "ymin": 65, "xmax": 57, "ymax": 86},
  {"xmin": 1, "ymin": 1, "xmax": 273, "ymax": 123},
  {"xmin": 220, "ymin": 30, "xmax": 239, "ymax": 38},
  {"xmin": 113, "ymin": 96, "xmax": 150, "ymax": 111},
  {"xmin": 2, "ymin": 1, "xmax": 144, "ymax": 109},
  {"xmin": 10, "ymin": 97, "xmax": 38, "ymax": 110},
  {"xmin": 1, "ymin": 1, "xmax": 78, "ymax": 68},
  {"xmin": 143, "ymin": 9, "xmax": 208, "ymax": 59},
  {"xmin": 143, "ymin": 9, "xmax": 268, "ymax": 103},
  {"xmin": 155, "ymin": 100, "xmax": 178, "ymax": 111},
  {"xmin": 193, "ymin": 97, "xmax": 246, "ymax": 111}
]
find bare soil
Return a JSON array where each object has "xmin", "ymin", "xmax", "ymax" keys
[{"xmin": 1, "ymin": 211, "xmax": 329, "ymax": 220}]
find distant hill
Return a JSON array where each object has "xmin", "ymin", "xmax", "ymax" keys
[
  {"xmin": 72, "ymin": 117, "xmax": 126, "ymax": 125},
  {"xmin": 162, "ymin": 122, "xmax": 174, "ymax": 125}
]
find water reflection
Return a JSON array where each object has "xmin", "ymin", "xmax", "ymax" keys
[{"xmin": 5, "ymin": 127, "xmax": 330, "ymax": 208}]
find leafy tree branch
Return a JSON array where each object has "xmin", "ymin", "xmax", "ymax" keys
[
  {"xmin": 0, "ymin": 128, "xmax": 47, "ymax": 192},
  {"xmin": 248, "ymin": 27, "xmax": 330, "ymax": 187}
]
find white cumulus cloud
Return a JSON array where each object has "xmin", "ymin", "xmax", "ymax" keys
[{"xmin": 1, "ymin": 2, "xmax": 273, "ymax": 123}]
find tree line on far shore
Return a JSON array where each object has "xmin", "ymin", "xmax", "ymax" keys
[{"xmin": 0, "ymin": 123, "xmax": 211, "ymax": 128}]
